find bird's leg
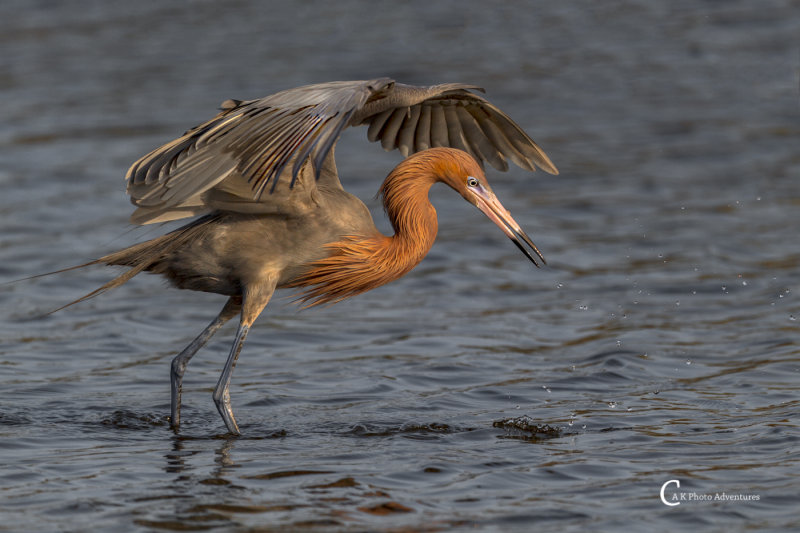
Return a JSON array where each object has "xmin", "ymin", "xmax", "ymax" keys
[
  {"xmin": 170, "ymin": 295, "xmax": 242, "ymax": 430},
  {"xmin": 212, "ymin": 280, "xmax": 275, "ymax": 435}
]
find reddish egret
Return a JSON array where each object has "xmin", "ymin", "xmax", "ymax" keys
[{"xmin": 60, "ymin": 78, "xmax": 558, "ymax": 434}]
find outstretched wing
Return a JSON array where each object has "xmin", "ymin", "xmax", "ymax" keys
[
  {"xmin": 126, "ymin": 79, "xmax": 394, "ymax": 224},
  {"xmin": 125, "ymin": 78, "xmax": 557, "ymax": 225},
  {"xmin": 353, "ymin": 83, "xmax": 559, "ymax": 175}
]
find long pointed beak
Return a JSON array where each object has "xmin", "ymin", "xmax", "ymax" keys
[{"xmin": 473, "ymin": 189, "xmax": 546, "ymax": 267}]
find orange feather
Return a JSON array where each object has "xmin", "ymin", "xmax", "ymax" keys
[{"xmin": 291, "ymin": 148, "xmax": 483, "ymax": 306}]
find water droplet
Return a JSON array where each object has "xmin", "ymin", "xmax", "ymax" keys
[
  {"xmin": 742, "ymin": 280, "xmax": 747, "ymax": 286},
  {"xmin": 515, "ymin": 405, "xmax": 520, "ymax": 410},
  {"xmin": 608, "ymin": 401, "xmax": 617, "ymax": 409},
  {"xmin": 616, "ymin": 340, "xmax": 622, "ymax": 347},
  {"xmin": 675, "ymin": 300, "xmax": 680, "ymax": 307},
  {"xmin": 790, "ymin": 315, "xmax": 797, "ymax": 322},
  {"xmin": 691, "ymin": 290, "xmax": 697, "ymax": 295},
  {"xmin": 578, "ymin": 305, "xmax": 588, "ymax": 311},
  {"xmin": 686, "ymin": 360, "xmax": 692, "ymax": 365},
  {"xmin": 556, "ymin": 282, "xmax": 564, "ymax": 289}
]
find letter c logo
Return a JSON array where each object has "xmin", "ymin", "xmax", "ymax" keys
[{"xmin": 661, "ymin": 479, "xmax": 680, "ymax": 506}]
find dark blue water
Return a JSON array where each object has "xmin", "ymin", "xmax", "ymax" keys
[{"xmin": 2, "ymin": 1, "xmax": 798, "ymax": 531}]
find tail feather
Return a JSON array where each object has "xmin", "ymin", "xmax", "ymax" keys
[
  {"xmin": 44, "ymin": 260, "xmax": 152, "ymax": 315},
  {"xmin": 32, "ymin": 214, "xmax": 220, "ymax": 315},
  {"xmin": 11, "ymin": 260, "xmax": 103, "ymax": 283}
]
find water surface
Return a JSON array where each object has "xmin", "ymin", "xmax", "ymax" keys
[{"xmin": 1, "ymin": 1, "xmax": 798, "ymax": 531}]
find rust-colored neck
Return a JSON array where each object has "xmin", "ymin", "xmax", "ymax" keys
[
  {"xmin": 292, "ymin": 153, "xmax": 448, "ymax": 307},
  {"xmin": 379, "ymin": 157, "xmax": 439, "ymax": 266}
]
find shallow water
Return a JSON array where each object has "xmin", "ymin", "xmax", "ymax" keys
[{"xmin": 1, "ymin": 0, "xmax": 799, "ymax": 531}]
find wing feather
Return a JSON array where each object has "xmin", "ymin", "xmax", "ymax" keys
[
  {"xmin": 414, "ymin": 105, "xmax": 432, "ymax": 151},
  {"xmin": 429, "ymin": 105, "xmax": 449, "ymax": 147},
  {"xmin": 380, "ymin": 108, "xmax": 409, "ymax": 151},
  {"xmin": 366, "ymin": 109, "xmax": 393, "ymax": 142},
  {"xmin": 456, "ymin": 105, "xmax": 508, "ymax": 171},
  {"xmin": 471, "ymin": 102, "xmax": 558, "ymax": 174},
  {"xmin": 309, "ymin": 109, "xmax": 354, "ymax": 181},
  {"xmin": 396, "ymin": 105, "xmax": 420, "ymax": 157},
  {"xmin": 465, "ymin": 105, "xmax": 534, "ymax": 171},
  {"xmin": 125, "ymin": 77, "xmax": 557, "ymax": 225},
  {"xmin": 360, "ymin": 83, "xmax": 558, "ymax": 176},
  {"xmin": 443, "ymin": 104, "xmax": 472, "ymax": 158}
]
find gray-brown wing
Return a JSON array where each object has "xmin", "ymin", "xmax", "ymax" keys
[
  {"xmin": 125, "ymin": 78, "xmax": 396, "ymax": 224},
  {"xmin": 355, "ymin": 83, "xmax": 559, "ymax": 175},
  {"xmin": 124, "ymin": 78, "xmax": 557, "ymax": 226}
]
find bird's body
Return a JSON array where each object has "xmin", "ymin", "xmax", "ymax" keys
[
  {"xmin": 60, "ymin": 78, "xmax": 558, "ymax": 435},
  {"xmin": 124, "ymin": 190, "xmax": 375, "ymax": 299}
]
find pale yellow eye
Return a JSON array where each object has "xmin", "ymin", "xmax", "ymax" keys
[{"xmin": 466, "ymin": 176, "xmax": 479, "ymax": 188}]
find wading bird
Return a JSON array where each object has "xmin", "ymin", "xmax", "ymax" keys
[{"xmin": 59, "ymin": 78, "xmax": 558, "ymax": 435}]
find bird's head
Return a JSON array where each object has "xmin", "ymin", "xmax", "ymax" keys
[{"xmin": 429, "ymin": 148, "xmax": 546, "ymax": 267}]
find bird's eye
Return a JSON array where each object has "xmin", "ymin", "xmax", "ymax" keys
[{"xmin": 466, "ymin": 177, "xmax": 479, "ymax": 188}]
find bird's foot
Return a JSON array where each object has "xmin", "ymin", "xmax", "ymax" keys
[{"xmin": 214, "ymin": 388, "xmax": 241, "ymax": 436}]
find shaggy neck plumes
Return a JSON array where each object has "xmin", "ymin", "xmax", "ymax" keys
[
  {"xmin": 292, "ymin": 150, "xmax": 468, "ymax": 307},
  {"xmin": 378, "ymin": 155, "xmax": 440, "ymax": 262}
]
